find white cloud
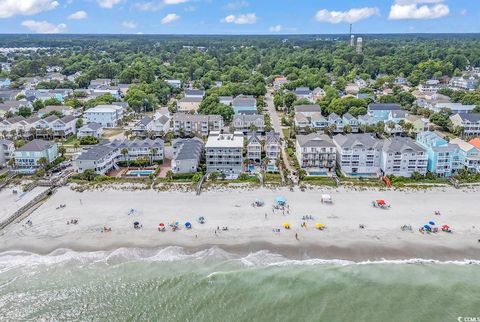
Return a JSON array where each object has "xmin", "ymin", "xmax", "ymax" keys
[
  {"xmin": 315, "ymin": 7, "xmax": 380, "ymax": 24},
  {"xmin": 0, "ymin": 0, "xmax": 59, "ymax": 19},
  {"xmin": 269, "ymin": 25, "xmax": 282, "ymax": 33},
  {"xmin": 68, "ymin": 10, "xmax": 87, "ymax": 20},
  {"xmin": 134, "ymin": 0, "xmax": 188, "ymax": 11},
  {"xmin": 224, "ymin": 1, "xmax": 249, "ymax": 10},
  {"xmin": 97, "ymin": 0, "xmax": 123, "ymax": 9},
  {"xmin": 222, "ymin": 13, "xmax": 257, "ymax": 25},
  {"xmin": 164, "ymin": 0, "xmax": 188, "ymax": 4},
  {"xmin": 121, "ymin": 21, "xmax": 137, "ymax": 29},
  {"xmin": 21, "ymin": 20, "xmax": 67, "ymax": 33},
  {"xmin": 389, "ymin": 0, "xmax": 449, "ymax": 20},
  {"xmin": 161, "ymin": 13, "xmax": 180, "ymax": 24}
]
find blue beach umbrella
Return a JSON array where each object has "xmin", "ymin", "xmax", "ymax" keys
[
  {"xmin": 423, "ymin": 224, "xmax": 431, "ymax": 230},
  {"xmin": 134, "ymin": 221, "xmax": 139, "ymax": 225},
  {"xmin": 429, "ymin": 221, "xmax": 435, "ymax": 226},
  {"xmin": 276, "ymin": 196, "xmax": 286, "ymax": 205},
  {"xmin": 185, "ymin": 222, "xmax": 192, "ymax": 229}
]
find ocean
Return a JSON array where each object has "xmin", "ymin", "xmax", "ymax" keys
[{"xmin": 0, "ymin": 247, "xmax": 479, "ymax": 322}]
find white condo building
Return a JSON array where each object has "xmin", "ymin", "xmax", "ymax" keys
[{"xmin": 205, "ymin": 131, "xmax": 244, "ymax": 178}]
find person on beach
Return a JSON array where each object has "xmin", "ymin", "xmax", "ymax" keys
[
  {"xmin": 265, "ymin": 213, "xmax": 267, "ymax": 220},
  {"xmin": 295, "ymin": 233, "xmax": 299, "ymax": 240}
]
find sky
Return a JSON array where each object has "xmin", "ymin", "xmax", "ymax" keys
[{"xmin": 0, "ymin": 0, "xmax": 477, "ymax": 34}]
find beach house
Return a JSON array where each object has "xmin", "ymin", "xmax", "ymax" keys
[
  {"xmin": 84, "ymin": 105, "xmax": 123, "ymax": 128},
  {"xmin": 14, "ymin": 140, "xmax": 58, "ymax": 170},
  {"xmin": 172, "ymin": 138, "xmax": 204, "ymax": 174},
  {"xmin": 450, "ymin": 113, "xmax": 480, "ymax": 137},
  {"xmin": 416, "ymin": 131, "xmax": 464, "ymax": 177},
  {"xmin": 380, "ymin": 137, "xmax": 428, "ymax": 177},
  {"xmin": 232, "ymin": 95, "xmax": 257, "ymax": 115},
  {"xmin": 342, "ymin": 113, "xmax": 359, "ymax": 133},
  {"xmin": 232, "ymin": 114, "xmax": 265, "ymax": 133},
  {"xmin": 246, "ymin": 133, "xmax": 262, "ymax": 170},
  {"xmin": 295, "ymin": 133, "xmax": 336, "ymax": 176},
  {"xmin": 333, "ymin": 134, "xmax": 383, "ymax": 177},
  {"xmin": 328, "ymin": 113, "xmax": 344, "ymax": 133},
  {"xmin": 265, "ymin": 131, "xmax": 281, "ymax": 172},
  {"xmin": 0, "ymin": 139, "xmax": 14, "ymax": 167},
  {"xmin": 367, "ymin": 103, "xmax": 403, "ymax": 122},
  {"xmin": 205, "ymin": 131, "xmax": 244, "ymax": 178},
  {"xmin": 77, "ymin": 123, "xmax": 104, "ymax": 139},
  {"xmin": 432, "ymin": 103, "xmax": 476, "ymax": 114},
  {"xmin": 450, "ymin": 138, "xmax": 480, "ymax": 173}
]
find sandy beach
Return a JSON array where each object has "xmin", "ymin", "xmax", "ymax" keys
[
  {"xmin": 1, "ymin": 185, "xmax": 479, "ymax": 261},
  {"xmin": 0, "ymin": 186, "xmax": 48, "ymax": 222}
]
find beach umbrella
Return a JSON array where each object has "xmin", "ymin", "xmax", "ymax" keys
[
  {"xmin": 376, "ymin": 200, "xmax": 386, "ymax": 205},
  {"xmin": 442, "ymin": 225, "xmax": 450, "ymax": 229},
  {"xmin": 276, "ymin": 196, "xmax": 286, "ymax": 204},
  {"xmin": 315, "ymin": 223, "xmax": 325, "ymax": 229},
  {"xmin": 159, "ymin": 223, "xmax": 165, "ymax": 227},
  {"xmin": 429, "ymin": 221, "xmax": 435, "ymax": 226},
  {"xmin": 283, "ymin": 223, "xmax": 290, "ymax": 229},
  {"xmin": 134, "ymin": 221, "xmax": 139, "ymax": 225},
  {"xmin": 423, "ymin": 224, "xmax": 431, "ymax": 230},
  {"xmin": 185, "ymin": 222, "xmax": 192, "ymax": 229},
  {"xmin": 175, "ymin": 221, "xmax": 180, "ymax": 226}
]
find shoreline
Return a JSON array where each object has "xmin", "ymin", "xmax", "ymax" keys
[
  {"xmin": 1, "ymin": 241, "xmax": 480, "ymax": 263},
  {"xmin": 1, "ymin": 185, "xmax": 479, "ymax": 261}
]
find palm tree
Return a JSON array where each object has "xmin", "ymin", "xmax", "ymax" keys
[
  {"xmin": 166, "ymin": 170, "xmax": 174, "ymax": 180},
  {"xmin": 343, "ymin": 124, "xmax": 352, "ymax": 134},
  {"xmin": 121, "ymin": 148, "xmax": 129, "ymax": 167},
  {"xmin": 40, "ymin": 128, "xmax": 48, "ymax": 139},
  {"xmin": 150, "ymin": 147, "xmax": 158, "ymax": 165},
  {"xmin": 124, "ymin": 129, "xmax": 132, "ymax": 140},
  {"xmin": 47, "ymin": 128, "xmax": 54, "ymax": 140},
  {"xmin": 18, "ymin": 129, "xmax": 25, "ymax": 139},
  {"xmin": 73, "ymin": 142, "xmax": 80, "ymax": 152},
  {"xmin": 58, "ymin": 146, "xmax": 66, "ymax": 157},
  {"xmin": 7, "ymin": 158, "xmax": 15, "ymax": 169},
  {"xmin": 1, "ymin": 130, "xmax": 8, "ymax": 139},
  {"xmin": 9, "ymin": 129, "xmax": 16, "ymax": 140},
  {"xmin": 37, "ymin": 157, "xmax": 49, "ymax": 170},
  {"xmin": 28, "ymin": 127, "xmax": 36, "ymax": 139}
]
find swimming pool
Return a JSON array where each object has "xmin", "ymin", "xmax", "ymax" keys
[{"xmin": 126, "ymin": 170, "xmax": 156, "ymax": 176}]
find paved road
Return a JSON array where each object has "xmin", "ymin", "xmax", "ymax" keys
[{"xmin": 265, "ymin": 91, "xmax": 298, "ymax": 185}]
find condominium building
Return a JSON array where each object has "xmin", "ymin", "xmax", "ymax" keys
[
  {"xmin": 295, "ymin": 133, "xmax": 336, "ymax": 176},
  {"xmin": 172, "ymin": 113, "xmax": 223, "ymax": 137},
  {"xmin": 416, "ymin": 131, "xmax": 464, "ymax": 177},
  {"xmin": 75, "ymin": 139, "xmax": 164, "ymax": 174},
  {"xmin": 333, "ymin": 134, "xmax": 383, "ymax": 177},
  {"xmin": 205, "ymin": 131, "xmax": 244, "ymax": 177},
  {"xmin": 380, "ymin": 137, "xmax": 428, "ymax": 177}
]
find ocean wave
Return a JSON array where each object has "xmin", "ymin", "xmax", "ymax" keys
[{"xmin": 0, "ymin": 247, "xmax": 479, "ymax": 271}]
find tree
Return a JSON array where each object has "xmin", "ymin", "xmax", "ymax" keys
[
  {"xmin": 33, "ymin": 100, "xmax": 44, "ymax": 111},
  {"xmin": 43, "ymin": 98, "xmax": 62, "ymax": 106},
  {"xmin": 58, "ymin": 146, "xmax": 66, "ymax": 157},
  {"xmin": 76, "ymin": 118, "xmax": 83, "ymax": 129},
  {"xmin": 37, "ymin": 157, "xmax": 49, "ymax": 169},
  {"xmin": 18, "ymin": 107, "xmax": 32, "ymax": 117},
  {"xmin": 121, "ymin": 148, "xmax": 129, "ymax": 167},
  {"xmin": 198, "ymin": 94, "xmax": 234, "ymax": 122},
  {"xmin": 73, "ymin": 142, "xmax": 80, "ymax": 152},
  {"xmin": 28, "ymin": 127, "xmax": 36, "ymax": 139},
  {"xmin": 283, "ymin": 92, "xmax": 296, "ymax": 112},
  {"xmin": 166, "ymin": 170, "xmax": 174, "ymax": 180}
]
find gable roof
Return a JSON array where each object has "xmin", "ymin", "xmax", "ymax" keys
[
  {"xmin": 17, "ymin": 139, "xmax": 56, "ymax": 152},
  {"xmin": 294, "ymin": 105, "xmax": 321, "ymax": 113},
  {"xmin": 368, "ymin": 103, "xmax": 403, "ymax": 111},
  {"xmin": 296, "ymin": 133, "xmax": 335, "ymax": 148}
]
